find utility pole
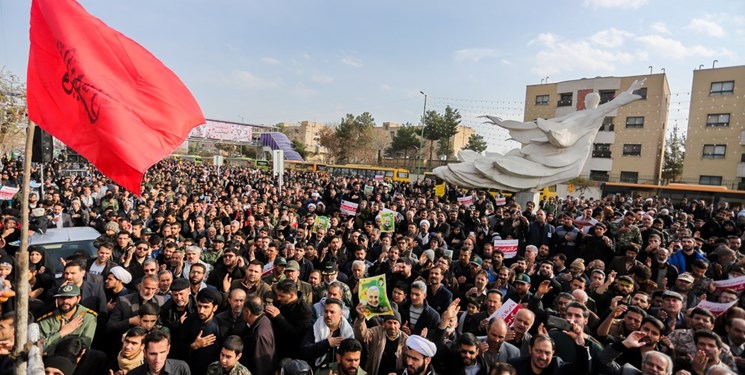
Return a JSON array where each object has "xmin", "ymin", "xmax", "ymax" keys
[{"xmin": 418, "ymin": 91, "xmax": 427, "ymax": 175}]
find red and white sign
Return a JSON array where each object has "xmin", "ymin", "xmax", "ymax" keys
[
  {"xmin": 712, "ymin": 276, "xmax": 745, "ymax": 292},
  {"xmin": 494, "ymin": 239, "xmax": 519, "ymax": 259},
  {"xmin": 374, "ymin": 175, "xmax": 384, "ymax": 182},
  {"xmin": 340, "ymin": 200, "xmax": 359, "ymax": 216},
  {"xmin": 695, "ymin": 299, "xmax": 738, "ymax": 317},
  {"xmin": 495, "ymin": 197, "xmax": 506, "ymax": 206},
  {"xmin": 0, "ymin": 186, "xmax": 19, "ymax": 200},
  {"xmin": 457, "ymin": 196, "xmax": 474, "ymax": 207},
  {"xmin": 487, "ymin": 298, "xmax": 522, "ymax": 326}
]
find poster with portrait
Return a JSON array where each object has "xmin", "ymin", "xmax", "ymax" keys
[
  {"xmin": 380, "ymin": 211, "xmax": 395, "ymax": 233},
  {"xmin": 359, "ymin": 274, "xmax": 393, "ymax": 320},
  {"xmin": 313, "ymin": 216, "xmax": 329, "ymax": 234}
]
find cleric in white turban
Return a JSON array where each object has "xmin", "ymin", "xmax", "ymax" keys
[
  {"xmin": 109, "ymin": 266, "xmax": 132, "ymax": 285},
  {"xmin": 406, "ymin": 335, "xmax": 437, "ymax": 358}
]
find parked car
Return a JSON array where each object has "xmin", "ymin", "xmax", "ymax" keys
[{"xmin": 28, "ymin": 227, "xmax": 100, "ymax": 277}]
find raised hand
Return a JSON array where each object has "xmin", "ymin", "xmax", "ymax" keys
[
  {"xmin": 621, "ymin": 331, "xmax": 648, "ymax": 348},
  {"xmin": 536, "ymin": 280, "xmax": 553, "ymax": 297}
]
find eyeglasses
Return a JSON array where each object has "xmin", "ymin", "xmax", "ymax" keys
[{"xmin": 136, "ymin": 247, "xmax": 149, "ymax": 250}]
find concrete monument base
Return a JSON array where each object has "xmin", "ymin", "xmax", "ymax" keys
[{"xmin": 515, "ymin": 191, "xmax": 540, "ymax": 210}]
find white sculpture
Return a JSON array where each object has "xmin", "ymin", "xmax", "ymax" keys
[{"xmin": 433, "ymin": 79, "xmax": 646, "ymax": 191}]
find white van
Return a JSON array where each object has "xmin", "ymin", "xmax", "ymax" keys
[{"xmin": 28, "ymin": 227, "xmax": 100, "ymax": 277}]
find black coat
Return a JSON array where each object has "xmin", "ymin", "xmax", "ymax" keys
[{"xmin": 508, "ymin": 342, "xmax": 589, "ymax": 375}]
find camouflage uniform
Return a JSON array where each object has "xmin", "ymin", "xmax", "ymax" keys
[
  {"xmin": 206, "ymin": 361, "xmax": 252, "ymax": 375},
  {"xmin": 609, "ymin": 221, "xmax": 642, "ymax": 251}
]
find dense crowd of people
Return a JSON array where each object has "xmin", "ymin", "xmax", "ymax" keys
[{"xmin": 0, "ymin": 155, "xmax": 744, "ymax": 375}]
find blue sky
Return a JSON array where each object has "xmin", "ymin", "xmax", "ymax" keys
[{"xmin": 1, "ymin": 0, "xmax": 743, "ymax": 152}]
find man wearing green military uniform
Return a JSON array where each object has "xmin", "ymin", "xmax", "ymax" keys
[{"xmin": 38, "ymin": 284, "xmax": 98, "ymax": 352}]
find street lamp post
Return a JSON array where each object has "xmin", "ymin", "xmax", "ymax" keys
[{"xmin": 418, "ymin": 90, "xmax": 427, "ymax": 176}]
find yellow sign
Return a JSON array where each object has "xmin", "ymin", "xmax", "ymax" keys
[
  {"xmin": 568, "ymin": 183, "xmax": 575, "ymax": 193},
  {"xmin": 435, "ymin": 184, "xmax": 446, "ymax": 197}
]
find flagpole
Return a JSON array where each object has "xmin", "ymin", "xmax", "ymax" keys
[{"xmin": 13, "ymin": 119, "xmax": 34, "ymax": 371}]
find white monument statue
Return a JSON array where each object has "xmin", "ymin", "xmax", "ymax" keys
[{"xmin": 433, "ymin": 79, "xmax": 646, "ymax": 191}]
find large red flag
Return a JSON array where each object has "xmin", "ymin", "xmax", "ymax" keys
[{"xmin": 27, "ymin": 0, "xmax": 205, "ymax": 193}]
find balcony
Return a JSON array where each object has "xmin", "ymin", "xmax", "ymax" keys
[{"xmin": 741, "ymin": 130, "xmax": 745, "ymax": 145}]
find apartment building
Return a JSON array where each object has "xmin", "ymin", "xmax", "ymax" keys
[
  {"xmin": 523, "ymin": 73, "xmax": 671, "ymax": 183},
  {"xmin": 681, "ymin": 65, "xmax": 745, "ymax": 190}
]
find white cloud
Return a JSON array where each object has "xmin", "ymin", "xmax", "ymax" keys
[
  {"xmin": 530, "ymin": 33, "xmax": 634, "ymax": 75},
  {"xmin": 584, "ymin": 0, "xmax": 648, "ymax": 9},
  {"xmin": 687, "ymin": 18, "xmax": 726, "ymax": 37},
  {"xmin": 261, "ymin": 57, "xmax": 280, "ymax": 65},
  {"xmin": 341, "ymin": 56, "xmax": 363, "ymax": 67},
  {"xmin": 379, "ymin": 84, "xmax": 392, "ymax": 91},
  {"xmin": 589, "ymin": 28, "xmax": 634, "ymax": 48},
  {"xmin": 292, "ymin": 84, "xmax": 317, "ymax": 97},
  {"xmin": 650, "ymin": 22, "xmax": 671, "ymax": 34},
  {"xmin": 453, "ymin": 48, "xmax": 499, "ymax": 63},
  {"xmin": 636, "ymin": 35, "xmax": 717, "ymax": 59},
  {"xmin": 501, "ymin": 59, "xmax": 512, "ymax": 65},
  {"xmin": 232, "ymin": 70, "xmax": 281, "ymax": 89},
  {"xmin": 310, "ymin": 74, "xmax": 334, "ymax": 84}
]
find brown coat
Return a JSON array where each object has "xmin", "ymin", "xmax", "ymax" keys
[{"xmin": 353, "ymin": 317, "xmax": 408, "ymax": 375}]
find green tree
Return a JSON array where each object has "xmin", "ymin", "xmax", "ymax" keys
[
  {"xmin": 291, "ymin": 139, "xmax": 309, "ymax": 159},
  {"xmin": 0, "ymin": 69, "xmax": 27, "ymax": 157},
  {"xmin": 662, "ymin": 127, "xmax": 686, "ymax": 182},
  {"xmin": 317, "ymin": 125, "xmax": 341, "ymax": 163},
  {"xmin": 386, "ymin": 123, "xmax": 420, "ymax": 161},
  {"xmin": 437, "ymin": 106, "xmax": 461, "ymax": 159},
  {"xmin": 326, "ymin": 112, "xmax": 376, "ymax": 164},
  {"xmin": 463, "ymin": 133, "xmax": 488, "ymax": 153},
  {"xmin": 422, "ymin": 109, "xmax": 443, "ymax": 162}
]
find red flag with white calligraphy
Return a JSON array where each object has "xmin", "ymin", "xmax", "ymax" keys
[{"xmin": 27, "ymin": 0, "xmax": 205, "ymax": 193}]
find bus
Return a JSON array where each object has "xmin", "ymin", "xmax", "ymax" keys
[
  {"xmin": 327, "ymin": 164, "xmax": 410, "ymax": 182},
  {"xmin": 601, "ymin": 182, "xmax": 745, "ymax": 207},
  {"xmin": 224, "ymin": 157, "xmax": 271, "ymax": 172},
  {"xmin": 285, "ymin": 160, "xmax": 328, "ymax": 174},
  {"xmin": 170, "ymin": 154, "xmax": 203, "ymax": 164}
]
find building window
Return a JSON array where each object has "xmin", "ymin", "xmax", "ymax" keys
[
  {"xmin": 557, "ymin": 93, "xmax": 572, "ymax": 107},
  {"xmin": 620, "ymin": 171, "xmax": 639, "ymax": 183},
  {"xmin": 699, "ymin": 175, "xmax": 722, "ymax": 185},
  {"xmin": 702, "ymin": 144, "xmax": 726, "ymax": 159},
  {"xmin": 589, "ymin": 170, "xmax": 609, "ymax": 182},
  {"xmin": 599, "ymin": 90, "xmax": 616, "ymax": 104},
  {"xmin": 706, "ymin": 114, "xmax": 730, "ymax": 127},
  {"xmin": 623, "ymin": 144, "xmax": 642, "ymax": 156},
  {"xmin": 600, "ymin": 117, "xmax": 615, "ymax": 132},
  {"xmin": 632, "ymin": 87, "xmax": 647, "ymax": 99},
  {"xmin": 710, "ymin": 81, "xmax": 734, "ymax": 96},
  {"xmin": 741, "ymin": 153, "xmax": 745, "ymax": 163},
  {"xmin": 592, "ymin": 143, "xmax": 612, "ymax": 158},
  {"xmin": 535, "ymin": 95, "xmax": 549, "ymax": 105},
  {"xmin": 625, "ymin": 116, "xmax": 645, "ymax": 128}
]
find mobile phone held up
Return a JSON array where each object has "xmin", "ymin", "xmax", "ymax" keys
[{"xmin": 546, "ymin": 315, "xmax": 573, "ymax": 332}]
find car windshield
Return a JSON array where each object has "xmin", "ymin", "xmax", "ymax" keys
[{"xmin": 40, "ymin": 240, "xmax": 97, "ymax": 275}]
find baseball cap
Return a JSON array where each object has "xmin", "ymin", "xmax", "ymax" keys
[
  {"xmin": 54, "ymin": 284, "xmax": 81, "ymax": 298},
  {"xmin": 280, "ymin": 359, "xmax": 313, "ymax": 375},
  {"xmin": 514, "ymin": 273, "xmax": 531, "ymax": 284},
  {"xmin": 322, "ymin": 262, "xmax": 339, "ymax": 274},
  {"xmin": 677, "ymin": 272, "xmax": 695, "ymax": 283},
  {"xmin": 662, "ymin": 290, "xmax": 684, "ymax": 301},
  {"xmin": 275, "ymin": 257, "xmax": 287, "ymax": 267},
  {"xmin": 470, "ymin": 255, "xmax": 483, "ymax": 267},
  {"xmin": 286, "ymin": 260, "xmax": 300, "ymax": 272}
]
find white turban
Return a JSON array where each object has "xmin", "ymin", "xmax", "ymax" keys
[
  {"xmin": 419, "ymin": 220, "xmax": 430, "ymax": 229},
  {"xmin": 109, "ymin": 266, "xmax": 132, "ymax": 284},
  {"xmin": 406, "ymin": 335, "xmax": 436, "ymax": 357}
]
